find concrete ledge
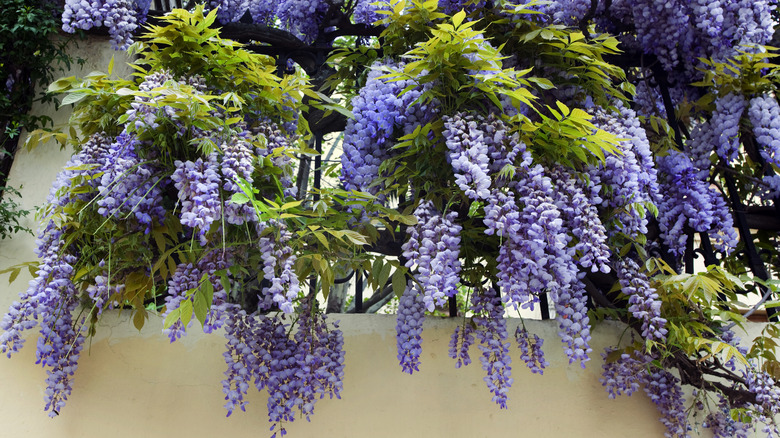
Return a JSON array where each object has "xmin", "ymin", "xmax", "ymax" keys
[{"xmin": 0, "ymin": 312, "xmax": 676, "ymax": 438}]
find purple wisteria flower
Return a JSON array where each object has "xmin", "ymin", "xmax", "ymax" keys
[
  {"xmin": 702, "ymin": 394, "xmax": 751, "ymax": 438},
  {"xmin": 275, "ymin": 0, "xmax": 327, "ymax": 43},
  {"xmin": 656, "ymin": 149, "xmax": 737, "ymax": 257},
  {"xmin": 448, "ymin": 322, "xmax": 475, "ymax": 369},
  {"xmin": 257, "ymin": 221, "xmax": 300, "ymax": 314},
  {"xmin": 549, "ymin": 166, "xmax": 611, "ymax": 273},
  {"xmin": 616, "ymin": 258, "xmax": 668, "ymax": 342},
  {"xmin": 61, "ymin": 0, "xmax": 138, "ymax": 49},
  {"xmin": 600, "ymin": 348, "xmax": 645, "ymax": 399},
  {"xmin": 443, "ymin": 112, "xmax": 492, "ymax": 200},
  {"xmin": 1, "ymin": 224, "xmax": 84, "ymax": 416},
  {"xmin": 515, "ymin": 327, "xmax": 548, "ymax": 375},
  {"xmin": 600, "ymin": 348, "xmax": 689, "ymax": 436},
  {"xmin": 711, "ymin": 93, "xmax": 746, "ymax": 164},
  {"xmin": 125, "ymin": 70, "xmax": 179, "ymax": 133},
  {"xmin": 171, "ymin": 154, "xmax": 223, "ymax": 245},
  {"xmin": 748, "ymin": 93, "xmax": 780, "ymax": 199},
  {"xmin": 85, "ymin": 261, "xmax": 125, "ymax": 316},
  {"xmin": 210, "ymin": 0, "xmax": 249, "ymax": 23},
  {"xmin": 744, "ymin": 362, "xmax": 780, "ymax": 435},
  {"xmin": 396, "ymin": 281, "xmax": 426, "ymax": 374},
  {"xmin": 220, "ymin": 300, "xmax": 345, "ymax": 435},
  {"xmin": 401, "ymin": 200, "xmax": 462, "ymax": 312},
  {"xmin": 471, "ymin": 288, "xmax": 513, "ymax": 409},
  {"xmin": 220, "ymin": 135, "xmax": 257, "ymax": 225},
  {"xmin": 341, "ymin": 60, "xmax": 436, "ymax": 196},
  {"xmin": 162, "ymin": 250, "xmax": 230, "ymax": 342},
  {"xmin": 254, "ymin": 122, "xmax": 297, "ymax": 198},
  {"xmin": 588, "ymin": 102, "xmax": 659, "ymax": 239},
  {"xmin": 96, "ymin": 132, "xmax": 165, "ymax": 233}
]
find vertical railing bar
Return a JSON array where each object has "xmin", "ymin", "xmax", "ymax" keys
[
  {"xmin": 698, "ymin": 232, "xmax": 718, "ymax": 266},
  {"xmin": 313, "ymin": 133, "xmax": 322, "ymax": 200},
  {"xmin": 355, "ymin": 271, "xmax": 363, "ymax": 313},
  {"xmin": 723, "ymin": 172, "xmax": 776, "ymax": 321},
  {"xmin": 539, "ymin": 292, "xmax": 550, "ymax": 320},
  {"xmin": 448, "ymin": 296, "xmax": 457, "ymax": 317},
  {"xmin": 684, "ymin": 229, "xmax": 695, "ymax": 274},
  {"xmin": 310, "ymin": 276, "xmax": 317, "ymax": 300}
]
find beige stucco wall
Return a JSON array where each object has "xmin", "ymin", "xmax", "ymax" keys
[
  {"xmin": 0, "ymin": 312, "xmax": 676, "ymax": 438},
  {"xmin": 0, "ymin": 34, "xmax": 769, "ymax": 438}
]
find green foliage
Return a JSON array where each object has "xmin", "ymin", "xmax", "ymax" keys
[
  {"xmin": 0, "ymin": 0, "xmax": 76, "ymax": 136},
  {"xmin": 332, "ymin": 4, "xmax": 626, "ymax": 284},
  {"xmin": 0, "ymin": 0, "xmax": 78, "ymax": 239},
  {"xmin": 694, "ymin": 48, "xmax": 780, "ymax": 97},
  {"xmin": 652, "ymin": 262, "xmax": 749, "ymax": 364},
  {"xmin": 30, "ymin": 6, "xmax": 425, "ymax": 336},
  {"xmin": 0, "ymin": 182, "xmax": 31, "ymax": 239}
]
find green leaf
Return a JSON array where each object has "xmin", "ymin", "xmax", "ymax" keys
[
  {"xmin": 8, "ymin": 268, "xmax": 20, "ymax": 284},
  {"xmin": 200, "ymin": 278, "xmax": 215, "ymax": 306},
  {"xmin": 61, "ymin": 91, "xmax": 90, "ymax": 105},
  {"xmin": 163, "ymin": 307, "xmax": 181, "ymax": 329},
  {"xmin": 392, "ymin": 268, "xmax": 406, "ymax": 298},
  {"xmin": 231, "ymin": 193, "xmax": 250, "ymax": 204},
  {"xmin": 47, "ymin": 77, "xmax": 76, "ymax": 93},
  {"xmin": 193, "ymin": 292, "xmax": 209, "ymax": 326},
  {"xmin": 341, "ymin": 230, "xmax": 369, "ymax": 246},
  {"xmin": 451, "ymin": 10, "xmax": 466, "ymax": 28},
  {"xmin": 281, "ymin": 200, "xmax": 303, "ymax": 210},
  {"xmin": 180, "ymin": 299, "xmax": 193, "ymax": 328},
  {"xmin": 312, "ymin": 231, "xmax": 329, "ymax": 249},
  {"xmin": 377, "ymin": 263, "xmax": 392, "ymax": 290},
  {"xmin": 133, "ymin": 308, "xmax": 146, "ymax": 331},
  {"xmin": 527, "ymin": 76, "xmax": 555, "ymax": 90}
]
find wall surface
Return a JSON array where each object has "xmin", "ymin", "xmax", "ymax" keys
[
  {"xmin": 0, "ymin": 35, "xmax": 769, "ymax": 438},
  {"xmin": 1, "ymin": 312, "xmax": 676, "ymax": 438}
]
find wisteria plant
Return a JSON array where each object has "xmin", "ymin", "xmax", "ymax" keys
[{"xmin": 2, "ymin": 1, "xmax": 780, "ymax": 437}]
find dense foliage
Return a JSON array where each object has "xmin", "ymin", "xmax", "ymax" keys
[
  {"xmin": 2, "ymin": 0, "xmax": 780, "ymax": 436},
  {"xmin": 0, "ymin": 0, "xmax": 85, "ymax": 238}
]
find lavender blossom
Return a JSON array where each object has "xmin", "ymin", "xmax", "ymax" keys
[
  {"xmin": 448, "ymin": 323, "xmax": 475, "ymax": 369},
  {"xmin": 471, "ymin": 288, "xmax": 512, "ymax": 408},
  {"xmin": 711, "ymin": 93, "xmax": 747, "ymax": 163},
  {"xmin": 515, "ymin": 327, "xmax": 548, "ymax": 375},
  {"xmin": 657, "ymin": 149, "xmax": 737, "ymax": 258},
  {"xmin": 171, "ymin": 155, "xmax": 223, "ymax": 245},
  {"xmin": 443, "ymin": 112, "xmax": 492, "ymax": 200},
  {"xmin": 588, "ymin": 103, "xmax": 659, "ymax": 239},
  {"xmin": 220, "ymin": 136, "xmax": 257, "ymax": 225},
  {"xmin": 96, "ymin": 132, "xmax": 165, "ymax": 232},
  {"xmin": 210, "ymin": 0, "xmax": 249, "ymax": 23},
  {"xmin": 396, "ymin": 281, "xmax": 426, "ymax": 374},
  {"xmin": 549, "ymin": 166, "xmax": 611, "ymax": 273},
  {"xmin": 600, "ymin": 348, "xmax": 689, "ymax": 436},
  {"xmin": 62, "ymin": 0, "xmax": 138, "ymax": 49},
  {"xmin": 616, "ymin": 258, "xmax": 668, "ymax": 342},
  {"xmin": 341, "ymin": 60, "xmax": 434, "ymax": 196},
  {"xmin": 748, "ymin": 94, "xmax": 780, "ymax": 170},
  {"xmin": 257, "ymin": 221, "xmax": 300, "ymax": 314},
  {"xmin": 254, "ymin": 122, "xmax": 297, "ymax": 198},
  {"xmin": 600, "ymin": 348, "xmax": 646, "ymax": 398},
  {"xmin": 162, "ymin": 250, "xmax": 229, "ymax": 342},
  {"xmin": 401, "ymin": 200, "xmax": 462, "ymax": 312}
]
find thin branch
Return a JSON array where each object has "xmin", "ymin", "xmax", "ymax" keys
[{"xmin": 578, "ymin": 0, "xmax": 599, "ymax": 38}]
